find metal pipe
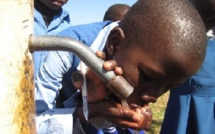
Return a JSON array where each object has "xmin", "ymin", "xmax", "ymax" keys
[{"xmin": 29, "ymin": 35, "xmax": 134, "ymax": 99}]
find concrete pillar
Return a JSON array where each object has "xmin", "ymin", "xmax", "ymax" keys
[{"xmin": 0, "ymin": 0, "xmax": 35, "ymax": 134}]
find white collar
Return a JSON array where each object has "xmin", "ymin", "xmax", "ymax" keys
[{"xmin": 90, "ymin": 21, "xmax": 119, "ymax": 52}]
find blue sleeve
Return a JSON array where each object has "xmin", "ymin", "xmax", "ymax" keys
[{"xmin": 57, "ymin": 21, "xmax": 112, "ymax": 47}]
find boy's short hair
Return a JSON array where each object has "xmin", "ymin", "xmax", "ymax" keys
[{"xmin": 119, "ymin": 0, "xmax": 206, "ymax": 67}]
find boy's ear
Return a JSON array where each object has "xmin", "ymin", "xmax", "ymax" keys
[{"xmin": 106, "ymin": 26, "xmax": 125, "ymax": 56}]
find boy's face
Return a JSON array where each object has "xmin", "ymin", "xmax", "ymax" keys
[{"xmin": 110, "ymin": 39, "xmax": 197, "ymax": 108}]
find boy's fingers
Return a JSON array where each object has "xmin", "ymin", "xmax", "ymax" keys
[
  {"xmin": 96, "ymin": 51, "xmax": 123, "ymax": 75},
  {"xmin": 105, "ymin": 109, "xmax": 144, "ymax": 129},
  {"xmin": 96, "ymin": 50, "xmax": 106, "ymax": 60},
  {"xmin": 108, "ymin": 111, "xmax": 152, "ymax": 130},
  {"xmin": 114, "ymin": 67, "xmax": 123, "ymax": 75},
  {"xmin": 103, "ymin": 60, "xmax": 117, "ymax": 70},
  {"xmin": 106, "ymin": 104, "xmax": 152, "ymax": 130},
  {"xmin": 71, "ymin": 71, "xmax": 84, "ymax": 89}
]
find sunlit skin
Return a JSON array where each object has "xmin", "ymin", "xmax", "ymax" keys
[
  {"xmin": 109, "ymin": 35, "xmax": 197, "ymax": 108},
  {"xmin": 98, "ymin": 26, "xmax": 199, "ymax": 108},
  {"xmin": 39, "ymin": 0, "xmax": 68, "ymax": 10}
]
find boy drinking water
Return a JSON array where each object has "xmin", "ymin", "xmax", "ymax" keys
[{"xmin": 35, "ymin": 0, "xmax": 207, "ymax": 133}]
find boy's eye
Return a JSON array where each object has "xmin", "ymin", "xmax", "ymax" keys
[{"xmin": 139, "ymin": 69, "xmax": 154, "ymax": 81}]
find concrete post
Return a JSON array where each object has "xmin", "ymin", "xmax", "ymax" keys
[{"xmin": 0, "ymin": 0, "xmax": 35, "ymax": 133}]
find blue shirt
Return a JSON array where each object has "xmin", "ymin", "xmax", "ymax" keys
[{"xmin": 33, "ymin": 8, "xmax": 71, "ymax": 77}]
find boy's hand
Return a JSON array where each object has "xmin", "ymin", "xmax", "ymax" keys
[
  {"xmin": 72, "ymin": 51, "xmax": 123, "ymax": 102},
  {"xmin": 77, "ymin": 99, "xmax": 152, "ymax": 130},
  {"xmin": 93, "ymin": 100, "xmax": 152, "ymax": 130},
  {"xmin": 96, "ymin": 51, "xmax": 123, "ymax": 75}
]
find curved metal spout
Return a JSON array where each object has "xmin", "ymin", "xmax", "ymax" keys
[{"xmin": 29, "ymin": 35, "xmax": 133, "ymax": 99}]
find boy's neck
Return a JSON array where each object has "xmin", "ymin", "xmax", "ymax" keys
[{"xmin": 34, "ymin": 0, "xmax": 62, "ymax": 27}]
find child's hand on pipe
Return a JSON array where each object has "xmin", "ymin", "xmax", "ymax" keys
[{"xmin": 72, "ymin": 50, "xmax": 123, "ymax": 102}]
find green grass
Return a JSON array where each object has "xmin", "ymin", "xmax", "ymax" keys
[{"xmin": 145, "ymin": 91, "xmax": 169, "ymax": 134}]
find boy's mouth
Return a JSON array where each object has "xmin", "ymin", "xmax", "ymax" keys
[
  {"xmin": 52, "ymin": 0, "xmax": 66, "ymax": 7},
  {"xmin": 52, "ymin": 1, "xmax": 63, "ymax": 6}
]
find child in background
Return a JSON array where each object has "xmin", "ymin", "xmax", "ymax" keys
[{"xmin": 103, "ymin": 4, "xmax": 130, "ymax": 22}]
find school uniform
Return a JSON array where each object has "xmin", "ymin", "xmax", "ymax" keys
[{"xmin": 160, "ymin": 39, "xmax": 215, "ymax": 134}]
